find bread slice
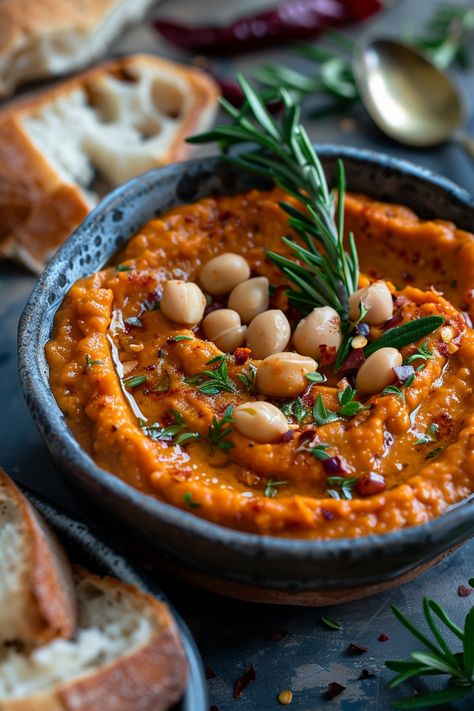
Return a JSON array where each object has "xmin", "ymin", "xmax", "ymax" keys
[
  {"xmin": 0, "ymin": 469, "xmax": 76, "ymax": 648},
  {"xmin": 0, "ymin": 54, "xmax": 218, "ymax": 272},
  {"xmin": 0, "ymin": 0, "xmax": 157, "ymax": 98},
  {"xmin": 0, "ymin": 568, "xmax": 188, "ymax": 711}
]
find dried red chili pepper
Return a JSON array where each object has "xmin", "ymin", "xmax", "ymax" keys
[
  {"xmin": 378, "ymin": 632, "xmax": 390, "ymax": 642},
  {"xmin": 326, "ymin": 681, "xmax": 345, "ymax": 699},
  {"xmin": 154, "ymin": 0, "xmax": 381, "ymax": 55},
  {"xmin": 458, "ymin": 584, "xmax": 472, "ymax": 597},
  {"xmin": 347, "ymin": 642, "xmax": 368, "ymax": 654}
]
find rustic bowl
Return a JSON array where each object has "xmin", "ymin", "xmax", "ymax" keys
[{"xmin": 18, "ymin": 147, "xmax": 474, "ymax": 605}]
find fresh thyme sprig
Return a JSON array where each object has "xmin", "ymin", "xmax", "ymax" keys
[
  {"xmin": 386, "ymin": 590, "xmax": 474, "ymax": 709},
  {"xmin": 184, "ymin": 355, "xmax": 237, "ymax": 394},
  {"xmin": 208, "ymin": 405, "xmax": 234, "ymax": 451},
  {"xmin": 188, "ymin": 74, "xmax": 358, "ymax": 324},
  {"xmin": 139, "ymin": 410, "xmax": 200, "ymax": 445}
]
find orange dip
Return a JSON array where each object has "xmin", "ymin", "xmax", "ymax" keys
[{"xmin": 46, "ymin": 189, "xmax": 474, "ymax": 539}]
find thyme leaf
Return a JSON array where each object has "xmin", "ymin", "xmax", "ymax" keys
[
  {"xmin": 185, "ymin": 356, "xmax": 237, "ymax": 394},
  {"xmin": 183, "ymin": 492, "xmax": 200, "ymax": 509},
  {"xmin": 85, "ymin": 354, "xmax": 102, "ymax": 370},
  {"xmin": 264, "ymin": 479, "xmax": 288, "ymax": 498}
]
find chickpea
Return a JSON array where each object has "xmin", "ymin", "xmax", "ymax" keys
[
  {"xmin": 202, "ymin": 309, "xmax": 247, "ymax": 352},
  {"xmin": 246, "ymin": 309, "xmax": 291, "ymax": 360},
  {"xmin": 292, "ymin": 306, "xmax": 342, "ymax": 361},
  {"xmin": 356, "ymin": 347, "xmax": 403, "ymax": 394},
  {"xmin": 199, "ymin": 253, "xmax": 250, "ymax": 295},
  {"xmin": 228, "ymin": 276, "xmax": 269, "ymax": 323},
  {"xmin": 349, "ymin": 280, "xmax": 393, "ymax": 325},
  {"xmin": 256, "ymin": 352, "xmax": 317, "ymax": 398},
  {"xmin": 233, "ymin": 401, "xmax": 289, "ymax": 443},
  {"xmin": 160, "ymin": 280, "xmax": 206, "ymax": 326}
]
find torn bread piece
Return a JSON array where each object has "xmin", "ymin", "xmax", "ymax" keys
[
  {"xmin": 0, "ymin": 568, "xmax": 188, "ymax": 711},
  {"xmin": 0, "ymin": 54, "xmax": 219, "ymax": 272},
  {"xmin": 0, "ymin": 469, "xmax": 76, "ymax": 649},
  {"xmin": 0, "ymin": 0, "xmax": 157, "ymax": 98}
]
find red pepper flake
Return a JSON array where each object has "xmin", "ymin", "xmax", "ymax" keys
[
  {"xmin": 270, "ymin": 630, "xmax": 288, "ymax": 641},
  {"xmin": 356, "ymin": 472, "xmax": 386, "ymax": 497},
  {"xmin": 234, "ymin": 347, "xmax": 251, "ymax": 365},
  {"xmin": 326, "ymin": 682, "xmax": 345, "ymax": 699},
  {"xmin": 280, "ymin": 430, "xmax": 294, "ymax": 444},
  {"xmin": 205, "ymin": 667, "xmax": 217, "ymax": 679},
  {"xmin": 359, "ymin": 669, "xmax": 375, "ymax": 679},
  {"xmin": 382, "ymin": 308, "xmax": 405, "ymax": 330},
  {"xmin": 458, "ymin": 584, "xmax": 472, "ymax": 597},
  {"xmin": 233, "ymin": 665, "xmax": 256, "ymax": 699},
  {"xmin": 319, "ymin": 344, "xmax": 337, "ymax": 366},
  {"xmin": 339, "ymin": 347, "xmax": 366, "ymax": 373},
  {"xmin": 347, "ymin": 643, "xmax": 368, "ymax": 654},
  {"xmin": 321, "ymin": 507, "xmax": 335, "ymax": 521},
  {"xmin": 378, "ymin": 633, "xmax": 390, "ymax": 642}
]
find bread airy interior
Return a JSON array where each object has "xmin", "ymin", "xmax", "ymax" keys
[
  {"xmin": 0, "ymin": 490, "xmax": 28, "ymax": 644},
  {"xmin": 22, "ymin": 62, "xmax": 195, "ymax": 205},
  {"xmin": 0, "ymin": 575, "xmax": 152, "ymax": 699}
]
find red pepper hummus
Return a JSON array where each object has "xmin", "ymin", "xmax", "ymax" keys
[{"xmin": 46, "ymin": 188, "xmax": 474, "ymax": 539}]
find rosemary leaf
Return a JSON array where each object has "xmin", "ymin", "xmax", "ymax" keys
[{"xmin": 364, "ymin": 317, "xmax": 444, "ymax": 357}]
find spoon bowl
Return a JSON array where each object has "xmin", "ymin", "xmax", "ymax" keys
[{"xmin": 353, "ymin": 38, "xmax": 465, "ymax": 147}]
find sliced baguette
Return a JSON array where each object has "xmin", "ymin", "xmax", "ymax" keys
[
  {"xmin": 0, "ymin": 0, "xmax": 157, "ymax": 98},
  {"xmin": 0, "ymin": 53, "xmax": 219, "ymax": 272},
  {"xmin": 0, "ymin": 469, "xmax": 76, "ymax": 648},
  {"xmin": 0, "ymin": 568, "xmax": 188, "ymax": 711}
]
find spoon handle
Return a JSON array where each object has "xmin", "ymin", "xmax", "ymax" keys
[{"xmin": 454, "ymin": 131, "xmax": 474, "ymax": 162}]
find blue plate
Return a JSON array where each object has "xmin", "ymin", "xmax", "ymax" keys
[{"xmin": 24, "ymin": 489, "xmax": 208, "ymax": 711}]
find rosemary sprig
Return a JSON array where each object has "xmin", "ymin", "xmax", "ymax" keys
[
  {"xmin": 386, "ymin": 594, "xmax": 474, "ymax": 708},
  {"xmin": 188, "ymin": 74, "xmax": 358, "ymax": 324},
  {"xmin": 364, "ymin": 317, "xmax": 445, "ymax": 357}
]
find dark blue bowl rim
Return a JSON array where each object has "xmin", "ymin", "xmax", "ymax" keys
[{"xmin": 18, "ymin": 144, "xmax": 474, "ymax": 560}]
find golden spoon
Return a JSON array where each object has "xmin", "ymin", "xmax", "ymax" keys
[{"xmin": 353, "ymin": 38, "xmax": 474, "ymax": 160}]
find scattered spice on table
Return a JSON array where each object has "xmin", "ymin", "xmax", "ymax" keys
[
  {"xmin": 233, "ymin": 665, "xmax": 256, "ymax": 699},
  {"xmin": 326, "ymin": 681, "xmax": 346, "ymax": 699},
  {"xmin": 347, "ymin": 642, "xmax": 368, "ymax": 654},
  {"xmin": 277, "ymin": 689, "xmax": 293, "ymax": 705},
  {"xmin": 378, "ymin": 632, "xmax": 390, "ymax": 642},
  {"xmin": 458, "ymin": 584, "xmax": 472, "ymax": 597},
  {"xmin": 359, "ymin": 669, "xmax": 376, "ymax": 679},
  {"xmin": 270, "ymin": 629, "xmax": 288, "ymax": 641},
  {"xmin": 205, "ymin": 667, "xmax": 217, "ymax": 679}
]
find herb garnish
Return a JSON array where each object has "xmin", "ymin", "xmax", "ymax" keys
[
  {"xmin": 115, "ymin": 263, "xmax": 132, "ymax": 272},
  {"xmin": 264, "ymin": 479, "xmax": 288, "ymax": 498},
  {"xmin": 140, "ymin": 410, "xmax": 199, "ymax": 445},
  {"xmin": 310, "ymin": 443, "xmax": 331, "ymax": 460},
  {"xmin": 313, "ymin": 395, "xmax": 339, "ymax": 426},
  {"xmin": 306, "ymin": 371, "xmax": 326, "ymax": 383},
  {"xmin": 385, "ymin": 592, "xmax": 474, "ymax": 709},
  {"xmin": 85, "ymin": 354, "xmax": 102, "ymax": 370},
  {"xmin": 382, "ymin": 385, "xmax": 405, "ymax": 401},
  {"xmin": 185, "ymin": 356, "xmax": 237, "ymax": 394},
  {"xmin": 415, "ymin": 423, "xmax": 439, "ymax": 446},
  {"xmin": 321, "ymin": 616, "xmax": 342, "ymax": 631},
  {"xmin": 183, "ymin": 492, "xmax": 201, "ymax": 509},
  {"xmin": 168, "ymin": 335, "xmax": 193, "ymax": 343},
  {"xmin": 326, "ymin": 476, "xmax": 358, "ymax": 500},
  {"xmin": 207, "ymin": 405, "xmax": 235, "ymax": 451},
  {"xmin": 279, "ymin": 397, "xmax": 310, "ymax": 425},
  {"xmin": 151, "ymin": 371, "xmax": 170, "ymax": 393},
  {"xmin": 124, "ymin": 374, "xmax": 147, "ymax": 389},
  {"xmin": 237, "ymin": 364, "xmax": 257, "ymax": 390},
  {"xmin": 364, "ymin": 317, "xmax": 444, "ymax": 357},
  {"xmin": 313, "ymin": 390, "xmax": 364, "ymax": 425},
  {"xmin": 426, "ymin": 447, "xmax": 444, "ymax": 460}
]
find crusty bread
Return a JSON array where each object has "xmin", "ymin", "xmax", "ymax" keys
[
  {"xmin": 0, "ymin": 54, "xmax": 219, "ymax": 272},
  {"xmin": 0, "ymin": 568, "xmax": 188, "ymax": 711},
  {"xmin": 0, "ymin": 0, "xmax": 158, "ymax": 98},
  {"xmin": 0, "ymin": 469, "xmax": 76, "ymax": 648}
]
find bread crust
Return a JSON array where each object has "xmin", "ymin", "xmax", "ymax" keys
[
  {"xmin": 0, "ymin": 54, "xmax": 219, "ymax": 272},
  {"xmin": 0, "ymin": 469, "xmax": 77, "ymax": 647},
  {"xmin": 0, "ymin": 570, "xmax": 188, "ymax": 711}
]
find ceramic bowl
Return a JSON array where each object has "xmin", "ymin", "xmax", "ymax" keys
[
  {"xmin": 18, "ymin": 147, "xmax": 474, "ymax": 604},
  {"xmin": 24, "ymin": 489, "xmax": 208, "ymax": 710}
]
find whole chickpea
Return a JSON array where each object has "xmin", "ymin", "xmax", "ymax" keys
[
  {"xmin": 233, "ymin": 401, "xmax": 289, "ymax": 443},
  {"xmin": 202, "ymin": 309, "xmax": 247, "ymax": 352},
  {"xmin": 246, "ymin": 309, "xmax": 291, "ymax": 360},
  {"xmin": 356, "ymin": 347, "xmax": 403, "ymax": 394},
  {"xmin": 293, "ymin": 306, "xmax": 342, "ymax": 361},
  {"xmin": 160, "ymin": 280, "xmax": 206, "ymax": 326},
  {"xmin": 256, "ymin": 352, "xmax": 318, "ymax": 398},
  {"xmin": 228, "ymin": 276, "xmax": 269, "ymax": 323},
  {"xmin": 349, "ymin": 280, "xmax": 393, "ymax": 325},
  {"xmin": 199, "ymin": 253, "xmax": 250, "ymax": 295}
]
